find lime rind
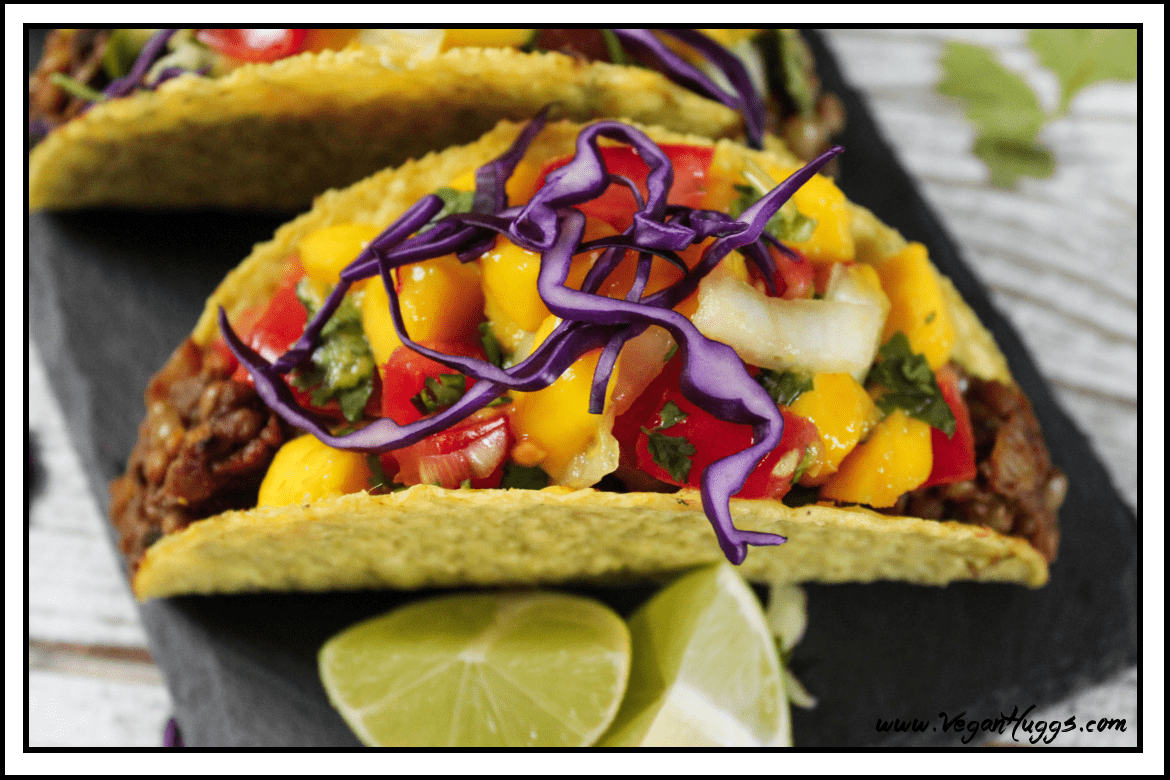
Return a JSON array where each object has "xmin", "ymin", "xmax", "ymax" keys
[{"xmin": 597, "ymin": 562, "xmax": 789, "ymax": 747}]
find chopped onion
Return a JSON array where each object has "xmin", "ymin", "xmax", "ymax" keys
[{"xmin": 691, "ymin": 266, "xmax": 887, "ymax": 381}]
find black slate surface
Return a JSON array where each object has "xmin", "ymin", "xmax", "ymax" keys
[{"xmin": 27, "ymin": 28, "xmax": 1137, "ymax": 748}]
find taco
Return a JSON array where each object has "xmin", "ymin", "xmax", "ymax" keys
[
  {"xmin": 108, "ymin": 115, "xmax": 1066, "ymax": 601},
  {"xmin": 28, "ymin": 28, "xmax": 841, "ymax": 211}
]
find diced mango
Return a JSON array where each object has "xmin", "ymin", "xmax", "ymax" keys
[
  {"xmin": 875, "ymin": 242, "xmax": 955, "ymax": 370},
  {"xmin": 257, "ymin": 435, "xmax": 372, "ymax": 508},
  {"xmin": 362, "ymin": 254, "xmax": 484, "ymax": 367},
  {"xmin": 509, "ymin": 315, "xmax": 618, "ymax": 480},
  {"xmin": 480, "ymin": 238, "xmax": 551, "ymax": 334},
  {"xmin": 441, "ymin": 29, "xmax": 532, "ymax": 50},
  {"xmin": 478, "ymin": 219, "xmax": 617, "ymax": 353},
  {"xmin": 765, "ymin": 164, "xmax": 855, "ymax": 264},
  {"xmin": 299, "ymin": 224, "xmax": 382, "ymax": 286},
  {"xmin": 819, "ymin": 410, "xmax": 933, "ymax": 508},
  {"xmin": 788, "ymin": 372, "xmax": 883, "ymax": 483}
]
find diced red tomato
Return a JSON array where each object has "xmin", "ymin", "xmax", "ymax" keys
[
  {"xmin": 614, "ymin": 358, "xmax": 818, "ymax": 499},
  {"xmin": 196, "ymin": 29, "xmax": 308, "ymax": 62},
  {"xmin": 220, "ymin": 258, "xmax": 380, "ymax": 419},
  {"xmin": 386, "ymin": 413, "xmax": 512, "ymax": 490},
  {"xmin": 751, "ymin": 244, "xmax": 815, "ymax": 300},
  {"xmin": 535, "ymin": 143, "xmax": 714, "ymax": 232},
  {"xmin": 922, "ymin": 365, "xmax": 977, "ymax": 487},
  {"xmin": 380, "ymin": 341, "xmax": 487, "ymax": 426}
]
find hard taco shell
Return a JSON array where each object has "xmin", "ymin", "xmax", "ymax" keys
[
  {"xmin": 29, "ymin": 46, "xmax": 741, "ymax": 211},
  {"xmin": 125, "ymin": 119, "xmax": 1047, "ymax": 600}
]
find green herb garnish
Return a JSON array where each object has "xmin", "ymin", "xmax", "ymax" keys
[
  {"xmin": 479, "ymin": 321, "xmax": 505, "ymax": 367},
  {"xmin": 937, "ymin": 30, "xmax": 1136, "ymax": 188},
  {"xmin": 291, "ymin": 280, "xmax": 375, "ymax": 423},
  {"xmin": 865, "ymin": 332, "xmax": 956, "ymax": 436},
  {"xmin": 757, "ymin": 369, "xmax": 813, "ymax": 407},
  {"xmin": 411, "ymin": 373, "xmax": 467, "ymax": 415},
  {"xmin": 643, "ymin": 430, "xmax": 697, "ymax": 484},
  {"xmin": 641, "ymin": 401, "xmax": 695, "ymax": 483},
  {"xmin": 428, "ymin": 187, "xmax": 476, "ymax": 227},
  {"xmin": 658, "ymin": 400, "xmax": 687, "ymax": 430}
]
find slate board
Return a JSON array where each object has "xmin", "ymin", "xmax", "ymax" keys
[{"xmin": 27, "ymin": 28, "xmax": 1137, "ymax": 747}]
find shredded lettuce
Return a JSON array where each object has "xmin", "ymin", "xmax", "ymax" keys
[{"xmin": 221, "ymin": 111, "xmax": 842, "ymax": 565}]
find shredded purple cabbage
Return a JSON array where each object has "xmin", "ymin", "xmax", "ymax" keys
[
  {"xmin": 99, "ymin": 29, "xmax": 180, "ymax": 102},
  {"xmin": 609, "ymin": 29, "xmax": 766, "ymax": 150},
  {"xmin": 222, "ymin": 114, "xmax": 841, "ymax": 564}
]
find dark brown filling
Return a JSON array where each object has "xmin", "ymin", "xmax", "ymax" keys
[{"xmin": 108, "ymin": 340, "xmax": 288, "ymax": 573}]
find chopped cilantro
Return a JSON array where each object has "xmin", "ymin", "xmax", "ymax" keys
[
  {"xmin": 865, "ymin": 332, "xmax": 956, "ymax": 436},
  {"xmin": 642, "ymin": 400, "xmax": 697, "ymax": 483},
  {"xmin": 410, "ymin": 373, "xmax": 467, "ymax": 416},
  {"xmin": 642, "ymin": 428, "xmax": 696, "ymax": 484},
  {"xmin": 291, "ymin": 280, "xmax": 376, "ymax": 423},
  {"xmin": 757, "ymin": 369, "xmax": 813, "ymax": 407},
  {"xmin": 479, "ymin": 321, "xmax": 505, "ymax": 367},
  {"xmin": 366, "ymin": 453, "xmax": 405, "ymax": 492},
  {"xmin": 500, "ymin": 463, "xmax": 550, "ymax": 490},
  {"xmin": 658, "ymin": 401, "xmax": 687, "ymax": 430}
]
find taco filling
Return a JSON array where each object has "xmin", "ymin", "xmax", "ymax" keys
[{"xmin": 110, "ymin": 114, "xmax": 1065, "ymax": 585}]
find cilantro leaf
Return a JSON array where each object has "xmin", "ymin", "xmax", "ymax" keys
[
  {"xmin": 658, "ymin": 401, "xmax": 687, "ymax": 430},
  {"xmin": 757, "ymin": 369, "xmax": 813, "ymax": 407},
  {"xmin": 938, "ymin": 32, "xmax": 1135, "ymax": 189},
  {"xmin": 479, "ymin": 321, "xmax": 505, "ymax": 368},
  {"xmin": 939, "ymin": 42, "xmax": 1046, "ymax": 143},
  {"xmin": 410, "ymin": 373, "xmax": 467, "ymax": 415},
  {"xmin": 1028, "ymin": 29, "xmax": 1138, "ymax": 114},
  {"xmin": 291, "ymin": 280, "xmax": 376, "ymax": 423},
  {"xmin": 865, "ymin": 333, "xmax": 956, "ymax": 436},
  {"xmin": 642, "ymin": 427, "xmax": 696, "ymax": 483}
]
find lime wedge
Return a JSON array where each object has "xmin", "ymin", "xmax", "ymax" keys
[
  {"xmin": 596, "ymin": 563, "xmax": 791, "ymax": 747},
  {"xmin": 319, "ymin": 591, "xmax": 631, "ymax": 747}
]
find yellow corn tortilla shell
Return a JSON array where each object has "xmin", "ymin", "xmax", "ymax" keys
[
  {"xmin": 28, "ymin": 46, "xmax": 742, "ymax": 212},
  {"xmin": 131, "ymin": 119, "xmax": 1046, "ymax": 600}
]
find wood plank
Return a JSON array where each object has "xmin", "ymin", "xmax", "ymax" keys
[{"xmin": 28, "ymin": 340, "xmax": 151, "ymax": 649}]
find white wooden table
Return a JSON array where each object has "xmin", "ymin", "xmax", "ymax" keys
[{"xmin": 25, "ymin": 29, "xmax": 1140, "ymax": 749}]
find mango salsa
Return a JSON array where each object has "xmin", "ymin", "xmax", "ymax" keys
[
  {"xmin": 788, "ymin": 372, "xmax": 882, "ymax": 483},
  {"xmin": 875, "ymin": 242, "xmax": 955, "ymax": 370},
  {"xmin": 819, "ymin": 409, "xmax": 933, "ymax": 507},
  {"xmin": 258, "ymin": 435, "xmax": 372, "ymax": 507}
]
